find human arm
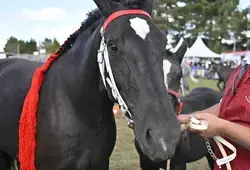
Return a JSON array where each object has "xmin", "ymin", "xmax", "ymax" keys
[
  {"xmin": 199, "ymin": 102, "xmax": 221, "ymax": 117},
  {"xmin": 178, "ymin": 108, "xmax": 250, "ymax": 150},
  {"xmin": 190, "ymin": 113, "xmax": 250, "ymax": 150},
  {"xmin": 218, "ymin": 119, "xmax": 250, "ymax": 150},
  {"xmin": 177, "ymin": 102, "xmax": 221, "ymax": 124}
]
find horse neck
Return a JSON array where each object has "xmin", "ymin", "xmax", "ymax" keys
[{"xmin": 44, "ymin": 21, "xmax": 114, "ymax": 128}]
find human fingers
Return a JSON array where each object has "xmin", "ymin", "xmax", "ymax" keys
[
  {"xmin": 177, "ymin": 114, "xmax": 192, "ymax": 124},
  {"xmin": 193, "ymin": 112, "xmax": 210, "ymax": 120}
]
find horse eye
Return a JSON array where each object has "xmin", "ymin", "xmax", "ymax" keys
[{"xmin": 108, "ymin": 43, "xmax": 118, "ymax": 52}]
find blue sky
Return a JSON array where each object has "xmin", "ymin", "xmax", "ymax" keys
[{"xmin": 0, "ymin": 0, "xmax": 249, "ymax": 50}]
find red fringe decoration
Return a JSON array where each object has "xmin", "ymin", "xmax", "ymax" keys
[{"xmin": 18, "ymin": 50, "xmax": 60, "ymax": 170}]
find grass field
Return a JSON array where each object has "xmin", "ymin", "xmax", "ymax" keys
[{"xmin": 109, "ymin": 79, "xmax": 219, "ymax": 170}]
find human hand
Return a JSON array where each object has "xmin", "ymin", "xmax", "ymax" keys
[
  {"xmin": 177, "ymin": 114, "xmax": 192, "ymax": 124},
  {"xmin": 177, "ymin": 114, "xmax": 192, "ymax": 131},
  {"xmin": 190, "ymin": 113, "xmax": 226, "ymax": 138},
  {"xmin": 177, "ymin": 112, "xmax": 226, "ymax": 138}
]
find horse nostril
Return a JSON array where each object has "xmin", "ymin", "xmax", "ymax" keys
[
  {"xmin": 146, "ymin": 129, "xmax": 151, "ymax": 139},
  {"xmin": 146, "ymin": 129, "xmax": 153, "ymax": 145}
]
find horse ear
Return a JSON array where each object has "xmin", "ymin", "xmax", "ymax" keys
[
  {"xmin": 172, "ymin": 38, "xmax": 188, "ymax": 64},
  {"xmin": 93, "ymin": 0, "xmax": 126, "ymax": 17},
  {"xmin": 141, "ymin": 0, "xmax": 154, "ymax": 15}
]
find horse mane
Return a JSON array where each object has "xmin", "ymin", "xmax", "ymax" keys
[{"xmin": 57, "ymin": 9, "xmax": 102, "ymax": 56}]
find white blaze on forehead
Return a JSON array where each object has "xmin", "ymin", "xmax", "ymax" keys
[
  {"xmin": 163, "ymin": 59, "xmax": 172, "ymax": 89},
  {"xmin": 129, "ymin": 17, "xmax": 150, "ymax": 40}
]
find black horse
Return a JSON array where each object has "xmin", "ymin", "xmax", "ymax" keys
[
  {"xmin": 210, "ymin": 62, "xmax": 234, "ymax": 91},
  {"xmin": 135, "ymin": 85, "xmax": 223, "ymax": 169},
  {"xmin": 0, "ymin": 0, "xmax": 188, "ymax": 170}
]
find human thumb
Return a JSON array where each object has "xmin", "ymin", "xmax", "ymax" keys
[
  {"xmin": 193, "ymin": 113, "xmax": 208, "ymax": 120},
  {"xmin": 177, "ymin": 114, "xmax": 191, "ymax": 124}
]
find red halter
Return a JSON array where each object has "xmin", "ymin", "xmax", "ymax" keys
[
  {"xmin": 102, "ymin": 10, "xmax": 151, "ymax": 31},
  {"xmin": 168, "ymin": 89, "xmax": 183, "ymax": 115}
]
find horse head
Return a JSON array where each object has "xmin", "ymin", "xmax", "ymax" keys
[
  {"xmin": 164, "ymin": 38, "xmax": 187, "ymax": 113},
  {"xmin": 94, "ymin": 0, "xmax": 183, "ymax": 162}
]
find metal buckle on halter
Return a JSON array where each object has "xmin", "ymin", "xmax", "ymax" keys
[
  {"xmin": 126, "ymin": 115, "xmax": 134, "ymax": 129},
  {"xmin": 118, "ymin": 103, "xmax": 134, "ymax": 129},
  {"xmin": 128, "ymin": 122, "xmax": 134, "ymax": 129}
]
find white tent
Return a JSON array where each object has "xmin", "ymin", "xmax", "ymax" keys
[
  {"xmin": 221, "ymin": 51, "xmax": 250, "ymax": 66},
  {"xmin": 184, "ymin": 36, "xmax": 221, "ymax": 58},
  {"xmin": 220, "ymin": 52, "xmax": 241, "ymax": 64}
]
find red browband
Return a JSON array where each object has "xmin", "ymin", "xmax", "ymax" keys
[{"xmin": 102, "ymin": 10, "xmax": 151, "ymax": 31}]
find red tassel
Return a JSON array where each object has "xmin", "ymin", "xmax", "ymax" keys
[{"xmin": 18, "ymin": 51, "xmax": 60, "ymax": 170}]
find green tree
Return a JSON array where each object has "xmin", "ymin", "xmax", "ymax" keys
[
  {"xmin": 4, "ymin": 36, "xmax": 19, "ymax": 54},
  {"xmin": 25, "ymin": 39, "xmax": 37, "ymax": 54},
  {"xmin": 41, "ymin": 38, "xmax": 61, "ymax": 54},
  {"xmin": 4, "ymin": 37, "xmax": 37, "ymax": 54},
  {"xmin": 50, "ymin": 38, "xmax": 61, "ymax": 53},
  {"xmin": 41, "ymin": 38, "xmax": 53, "ymax": 53},
  {"xmin": 153, "ymin": 0, "xmax": 249, "ymax": 53},
  {"xmin": 19, "ymin": 40, "xmax": 26, "ymax": 54}
]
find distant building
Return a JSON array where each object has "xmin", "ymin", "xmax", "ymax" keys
[
  {"xmin": 39, "ymin": 49, "xmax": 46, "ymax": 54},
  {"xmin": 9, "ymin": 54, "xmax": 49, "ymax": 62},
  {"xmin": 0, "ymin": 47, "xmax": 7, "ymax": 59},
  {"xmin": 0, "ymin": 52, "xmax": 6, "ymax": 59}
]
